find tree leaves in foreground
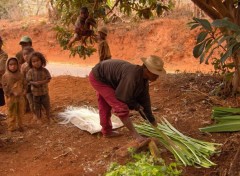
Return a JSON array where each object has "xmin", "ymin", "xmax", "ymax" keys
[
  {"xmin": 54, "ymin": 25, "xmax": 96, "ymax": 59},
  {"xmin": 189, "ymin": 17, "xmax": 240, "ymax": 95}
]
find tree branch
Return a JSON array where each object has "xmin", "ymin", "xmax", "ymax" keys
[
  {"xmin": 93, "ymin": 0, "xmax": 98, "ymax": 11},
  {"xmin": 106, "ymin": 0, "xmax": 120, "ymax": 16},
  {"xmin": 210, "ymin": 0, "xmax": 233, "ymax": 20},
  {"xmin": 191, "ymin": 0, "xmax": 223, "ymax": 20},
  {"xmin": 234, "ymin": 0, "xmax": 240, "ymax": 25},
  {"xmin": 223, "ymin": 0, "xmax": 234, "ymax": 11}
]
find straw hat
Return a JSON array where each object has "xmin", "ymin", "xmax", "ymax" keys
[
  {"xmin": 141, "ymin": 55, "xmax": 166, "ymax": 75},
  {"xmin": 98, "ymin": 26, "xmax": 108, "ymax": 35}
]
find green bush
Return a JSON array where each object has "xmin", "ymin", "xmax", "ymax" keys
[{"xmin": 105, "ymin": 152, "xmax": 182, "ymax": 176}]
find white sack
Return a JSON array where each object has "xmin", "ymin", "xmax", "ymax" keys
[{"xmin": 58, "ymin": 106, "xmax": 124, "ymax": 134}]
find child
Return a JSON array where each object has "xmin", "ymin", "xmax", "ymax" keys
[
  {"xmin": 0, "ymin": 36, "xmax": 8, "ymax": 119},
  {"xmin": 98, "ymin": 26, "xmax": 111, "ymax": 62},
  {"xmin": 67, "ymin": 7, "xmax": 96, "ymax": 47},
  {"xmin": 21, "ymin": 47, "xmax": 34, "ymax": 113},
  {"xmin": 2, "ymin": 57, "xmax": 26, "ymax": 132},
  {"xmin": 26, "ymin": 52, "xmax": 51, "ymax": 123},
  {"xmin": 16, "ymin": 36, "xmax": 33, "ymax": 65}
]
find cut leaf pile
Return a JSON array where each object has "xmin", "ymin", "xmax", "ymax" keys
[{"xmin": 200, "ymin": 107, "xmax": 240, "ymax": 132}]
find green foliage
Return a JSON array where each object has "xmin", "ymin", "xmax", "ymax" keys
[
  {"xmin": 190, "ymin": 17, "xmax": 240, "ymax": 66},
  {"xmin": 105, "ymin": 152, "xmax": 182, "ymax": 176},
  {"xmin": 54, "ymin": 0, "xmax": 104, "ymax": 59},
  {"xmin": 54, "ymin": 25, "xmax": 96, "ymax": 59},
  {"xmin": 69, "ymin": 45, "xmax": 96, "ymax": 59},
  {"xmin": 55, "ymin": 25, "xmax": 72, "ymax": 50},
  {"xmin": 121, "ymin": 0, "xmax": 172, "ymax": 19},
  {"xmin": 189, "ymin": 18, "xmax": 240, "ymax": 94}
]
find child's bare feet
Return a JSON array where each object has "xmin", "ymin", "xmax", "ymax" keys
[
  {"xmin": 36, "ymin": 119, "xmax": 43, "ymax": 125},
  {"xmin": 0, "ymin": 113, "xmax": 6, "ymax": 121}
]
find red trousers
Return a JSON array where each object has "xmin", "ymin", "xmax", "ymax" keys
[{"xmin": 89, "ymin": 72, "xmax": 129, "ymax": 135}]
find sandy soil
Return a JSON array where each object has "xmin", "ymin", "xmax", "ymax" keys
[{"xmin": 0, "ymin": 16, "xmax": 239, "ymax": 176}]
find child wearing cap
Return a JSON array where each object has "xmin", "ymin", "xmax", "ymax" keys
[
  {"xmin": 16, "ymin": 36, "xmax": 33, "ymax": 65},
  {"xmin": 0, "ymin": 36, "xmax": 8, "ymax": 119},
  {"xmin": 21, "ymin": 46, "xmax": 35, "ymax": 113},
  {"xmin": 67, "ymin": 7, "xmax": 96, "ymax": 47},
  {"xmin": 2, "ymin": 57, "xmax": 27, "ymax": 132},
  {"xmin": 98, "ymin": 26, "xmax": 111, "ymax": 62}
]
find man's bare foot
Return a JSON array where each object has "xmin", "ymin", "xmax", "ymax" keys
[
  {"xmin": 103, "ymin": 131, "xmax": 123, "ymax": 138},
  {"xmin": 132, "ymin": 133, "xmax": 148, "ymax": 143}
]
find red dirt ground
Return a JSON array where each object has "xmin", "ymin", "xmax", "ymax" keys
[{"xmin": 0, "ymin": 16, "xmax": 239, "ymax": 176}]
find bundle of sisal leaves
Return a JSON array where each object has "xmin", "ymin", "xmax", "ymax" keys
[
  {"xmin": 135, "ymin": 118, "xmax": 221, "ymax": 168},
  {"xmin": 200, "ymin": 107, "xmax": 240, "ymax": 132}
]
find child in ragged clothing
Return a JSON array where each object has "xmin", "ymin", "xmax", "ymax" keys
[
  {"xmin": 97, "ymin": 26, "xmax": 111, "ymax": 62},
  {"xmin": 21, "ymin": 46, "xmax": 34, "ymax": 113},
  {"xmin": 2, "ymin": 57, "xmax": 26, "ymax": 132},
  {"xmin": 26, "ymin": 52, "xmax": 52, "ymax": 123},
  {"xmin": 67, "ymin": 7, "xmax": 96, "ymax": 47}
]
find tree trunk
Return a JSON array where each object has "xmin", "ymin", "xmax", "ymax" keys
[
  {"xmin": 232, "ymin": 53, "xmax": 240, "ymax": 94},
  {"xmin": 190, "ymin": 0, "xmax": 222, "ymax": 20},
  {"xmin": 191, "ymin": 0, "xmax": 240, "ymax": 94}
]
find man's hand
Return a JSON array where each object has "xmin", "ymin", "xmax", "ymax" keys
[
  {"xmin": 135, "ymin": 104, "xmax": 143, "ymax": 111},
  {"xmin": 151, "ymin": 121, "xmax": 158, "ymax": 127}
]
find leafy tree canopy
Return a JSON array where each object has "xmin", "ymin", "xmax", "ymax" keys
[
  {"xmin": 53, "ymin": 0, "xmax": 174, "ymax": 59},
  {"xmin": 190, "ymin": 0, "xmax": 240, "ymax": 95}
]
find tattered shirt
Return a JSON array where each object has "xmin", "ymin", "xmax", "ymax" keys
[
  {"xmin": 98, "ymin": 40, "xmax": 111, "ymax": 62},
  {"xmin": 15, "ymin": 50, "xmax": 25, "ymax": 65},
  {"xmin": 26, "ymin": 67, "xmax": 51, "ymax": 96},
  {"xmin": 21, "ymin": 62, "xmax": 31, "ymax": 79}
]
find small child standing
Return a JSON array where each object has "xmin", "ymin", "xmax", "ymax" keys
[
  {"xmin": 26, "ymin": 52, "xmax": 51, "ymax": 123},
  {"xmin": 2, "ymin": 57, "xmax": 26, "ymax": 132},
  {"xmin": 98, "ymin": 26, "xmax": 111, "ymax": 62},
  {"xmin": 21, "ymin": 47, "xmax": 34, "ymax": 113}
]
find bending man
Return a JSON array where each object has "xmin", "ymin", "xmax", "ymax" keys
[{"xmin": 89, "ymin": 56, "xmax": 166, "ymax": 140}]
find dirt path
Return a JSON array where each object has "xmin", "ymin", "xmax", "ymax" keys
[{"xmin": 0, "ymin": 74, "xmax": 238, "ymax": 176}]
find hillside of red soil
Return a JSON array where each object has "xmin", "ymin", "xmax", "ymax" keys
[
  {"xmin": 1, "ymin": 16, "xmax": 213, "ymax": 72},
  {"xmin": 0, "ymin": 16, "xmax": 239, "ymax": 176}
]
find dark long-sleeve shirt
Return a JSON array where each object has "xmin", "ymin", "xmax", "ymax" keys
[{"xmin": 92, "ymin": 59, "xmax": 155, "ymax": 122}]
